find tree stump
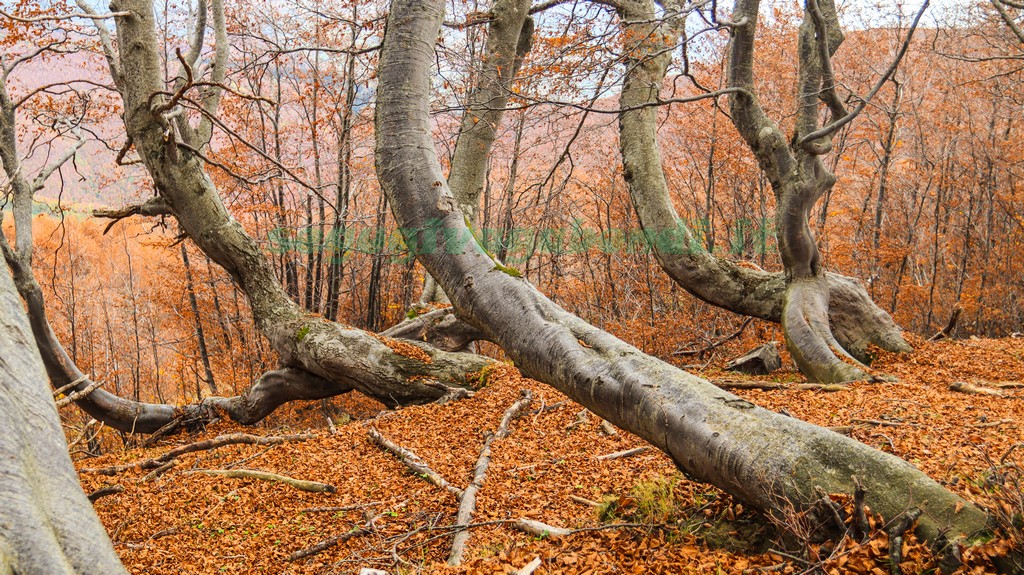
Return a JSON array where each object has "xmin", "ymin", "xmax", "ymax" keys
[{"xmin": 725, "ymin": 342, "xmax": 782, "ymax": 375}]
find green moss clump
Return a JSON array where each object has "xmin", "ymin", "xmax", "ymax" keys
[
  {"xmin": 492, "ymin": 262, "xmax": 522, "ymax": 278},
  {"xmin": 296, "ymin": 324, "xmax": 311, "ymax": 342}
]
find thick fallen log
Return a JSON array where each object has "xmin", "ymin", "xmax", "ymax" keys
[{"xmin": 87, "ymin": 484, "xmax": 124, "ymax": 502}]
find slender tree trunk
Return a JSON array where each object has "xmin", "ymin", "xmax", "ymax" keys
[
  {"xmin": 95, "ymin": 0, "xmax": 492, "ymax": 425},
  {"xmin": 182, "ymin": 244, "xmax": 218, "ymax": 395}
]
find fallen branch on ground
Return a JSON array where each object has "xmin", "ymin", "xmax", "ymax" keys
[
  {"xmin": 950, "ymin": 381, "xmax": 1006, "ymax": 397},
  {"xmin": 184, "ymin": 469, "xmax": 336, "ymax": 493},
  {"xmin": 140, "ymin": 460, "xmax": 175, "ymax": 482},
  {"xmin": 82, "ymin": 432, "xmax": 315, "ymax": 475},
  {"xmin": 286, "ymin": 525, "xmax": 369, "ymax": 562},
  {"xmin": 672, "ymin": 317, "xmax": 753, "ymax": 357},
  {"xmin": 87, "ymin": 484, "xmax": 123, "ymax": 502},
  {"xmin": 795, "ymin": 383, "xmax": 848, "ymax": 392},
  {"xmin": 967, "ymin": 419, "xmax": 1013, "ymax": 428},
  {"xmin": 712, "ymin": 379, "xmax": 785, "ymax": 391},
  {"xmin": 368, "ymin": 427, "xmax": 463, "ymax": 498},
  {"xmin": 517, "ymin": 557, "xmax": 543, "ymax": 575},
  {"xmin": 448, "ymin": 390, "xmax": 533, "ymax": 566},
  {"xmin": 512, "ymin": 519, "xmax": 573, "ymax": 538},
  {"xmin": 570, "ymin": 494, "xmax": 602, "ymax": 507},
  {"xmin": 596, "ymin": 446, "xmax": 650, "ymax": 461}
]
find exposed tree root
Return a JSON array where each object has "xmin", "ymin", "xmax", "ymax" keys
[{"xmin": 782, "ymin": 278, "xmax": 871, "ymax": 383}]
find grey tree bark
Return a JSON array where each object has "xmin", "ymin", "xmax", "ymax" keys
[
  {"xmin": 615, "ymin": 0, "xmax": 910, "ymax": 378},
  {"xmin": 0, "ymin": 257, "xmax": 127, "ymax": 574},
  {"xmin": 374, "ymin": 0, "xmax": 987, "ymax": 543},
  {"xmin": 0, "ymin": 0, "xmax": 495, "ymax": 434},
  {"xmin": 718, "ymin": 0, "xmax": 925, "ymax": 382},
  {"xmin": 419, "ymin": 0, "xmax": 533, "ymax": 305}
]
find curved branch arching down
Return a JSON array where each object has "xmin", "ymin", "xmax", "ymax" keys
[
  {"xmin": 614, "ymin": 0, "xmax": 909, "ymax": 376},
  {"xmin": 45, "ymin": 0, "xmax": 499, "ymax": 426},
  {"xmin": 374, "ymin": 0, "xmax": 987, "ymax": 544}
]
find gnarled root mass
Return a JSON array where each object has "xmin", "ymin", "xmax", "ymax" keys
[{"xmin": 782, "ymin": 277, "xmax": 872, "ymax": 383}]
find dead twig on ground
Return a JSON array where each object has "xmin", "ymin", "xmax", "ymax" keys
[
  {"xmin": 448, "ymin": 390, "xmax": 533, "ymax": 566},
  {"xmin": 82, "ymin": 433, "xmax": 315, "ymax": 475},
  {"xmin": 950, "ymin": 381, "xmax": 1006, "ymax": 397},
  {"xmin": 367, "ymin": 428, "xmax": 463, "ymax": 499},
  {"xmin": 87, "ymin": 484, "xmax": 123, "ymax": 502},
  {"xmin": 183, "ymin": 469, "xmax": 336, "ymax": 493},
  {"xmin": 596, "ymin": 447, "xmax": 650, "ymax": 461}
]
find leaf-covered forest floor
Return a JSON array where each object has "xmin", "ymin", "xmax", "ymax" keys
[{"xmin": 76, "ymin": 335, "xmax": 1024, "ymax": 574}]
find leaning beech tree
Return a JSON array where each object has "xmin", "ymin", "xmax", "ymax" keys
[
  {"xmin": 0, "ymin": 258, "xmax": 126, "ymax": 572},
  {"xmin": 375, "ymin": 0, "xmax": 987, "ymax": 545},
  {"xmin": 1, "ymin": 0, "xmax": 499, "ymax": 434},
  {"xmin": 615, "ymin": 0, "xmax": 915, "ymax": 382}
]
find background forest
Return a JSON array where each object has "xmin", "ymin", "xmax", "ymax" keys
[{"xmin": 4, "ymin": 0, "xmax": 1021, "ymax": 407}]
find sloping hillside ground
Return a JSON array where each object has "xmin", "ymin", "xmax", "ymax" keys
[{"xmin": 76, "ymin": 336, "xmax": 1024, "ymax": 574}]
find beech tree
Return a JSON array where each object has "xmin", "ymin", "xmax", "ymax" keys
[
  {"xmin": 374, "ymin": 0, "xmax": 986, "ymax": 545},
  {"xmin": 615, "ymin": 0, "xmax": 918, "ymax": 383},
  {"xmin": 0, "ymin": 0, "xmax": 1000, "ymax": 568}
]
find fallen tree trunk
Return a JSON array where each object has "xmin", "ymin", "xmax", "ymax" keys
[{"xmin": 373, "ymin": 0, "xmax": 987, "ymax": 543}]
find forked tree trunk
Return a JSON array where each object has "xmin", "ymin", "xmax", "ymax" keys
[
  {"xmin": 0, "ymin": 259, "xmax": 127, "ymax": 574},
  {"xmin": 374, "ymin": 0, "xmax": 987, "ymax": 543},
  {"xmin": 616, "ymin": 0, "xmax": 909, "ymax": 376},
  {"xmin": 723, "ymin": 0, "xmax": 895, "ymax": 382}
]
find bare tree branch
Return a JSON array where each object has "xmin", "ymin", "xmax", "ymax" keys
[
  {"xmin": 992, "ymin": 0, "xmax": 1024, "ymax": 45},
  {"xmin": 0, "ymin": 9, "xmax": 130, "ymax": 23},
  {"xmin": 798, "ymin": 0, "xmax": 929, "ymax": 146}
]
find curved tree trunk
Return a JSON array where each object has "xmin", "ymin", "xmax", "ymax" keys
[
  {"xmin": 419, "ymin": 0, "xmax": 533, "ymax": 304},
  {"xmin": 0, "ymin": 258, "xmax": 127, "ymax": 574},
  {"xmin": 0, "ymin": 0, "xmax": 497, "ymax": 435},
  {"xmin": 374, "ymin": 0, "xmax": 987, "ymax": 543},
  {"xmin": 722, "ymin": 0, "xmax": 898, "ymax": 382},
  {"xmin": 34, "ymin": 0, "xmax": 494, "ymax": 426},
  {"xmin": 616, "ymin": 0, "xmax": 909, "ymax": 373}
]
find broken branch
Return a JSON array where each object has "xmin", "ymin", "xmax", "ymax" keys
[
  {"xmin": 448, "ymin": 390, "xmax": 533, "ymax": 566},
  {"xmin": 367, "ymin": 427, "xmax": 464, "ymax": 499},
  {"xmin": 184, "ymin": 469, "xmax": 336, "ymax": 493}
]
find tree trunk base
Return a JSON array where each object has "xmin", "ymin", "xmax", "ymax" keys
[{"xmin": 783, "ymin": 277, "xmax": 871, "ymax": 383}]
